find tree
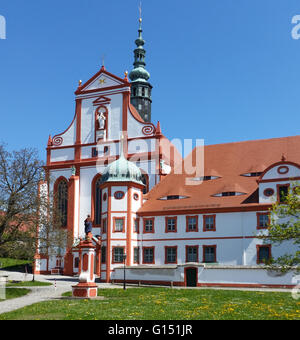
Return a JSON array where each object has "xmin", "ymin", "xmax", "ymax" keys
[
  {"xmin": 0, "ymin": 143, "xmax": 70, "ymax": 278},
  {"xmin": 263, "ymin": 185, "xmax": 300, "ymax": 273}
]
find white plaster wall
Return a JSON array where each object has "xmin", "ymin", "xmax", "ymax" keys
[
  {"xmin": 131, "ymin": 188, "xmax": 142, "ymax": 212},
  {"xmin": 84, "ymin": 74, "xmax": 123, "ymax": 91},
  {"xmin": 259, "ymin": 180, "xmax": 299, "ymax": 204},
  {"xmin": 262, "ymin": 164, "xmax": 300, "ymax": 180},
  {"xmin": 259, "ymin": 182, "xmax": 280, "ymax": 204},
  {"xmin": 112, "ymin": 267, "xmax": 180, "ymax": 282},
  {"xmin": 81, "ymin": 146, "xmax": 92, "ymax": 160},
  {"xmin": 128, "ymin": 138, "xmax": 156, "ymax": 155},
  {"xmin": 102, "ymin": 187, "xmax": 108, "ymax": 213},
  {"xmin": 80, "ymin": 93, "xmax": 122, "ymax": 144},
  {"xmin": 109, "ymin": 95, "xmax": 122, "ymax": 141},
  {"xmin": 110, "ymin": 212, "xmax": 127, "ymax": 239},
  {"xmin": 49, "ymin": 169, "xmax": 72, "ymax": 192},
  {"xmin": 78, "ymin": 167, "xmax": 103, "ymax": 238},
  {"xmin": 127, "ymin": 110, "xmax": 155, "ymax": 139},
  {"xmin": 111, "ymin": 186, "xmax": 128, "ymax": 211},
  {"xmin": 54, "ymin": 117, "xmax": 77, "ymax": 147},
  {"xmin": 141, "ymin": 212, "xmax": 257, "ymax": 241},
  {"xmin": 198, "ymin": 267, "xmax": 295, "ymax": 286},
  {"xmin": 39, "ymin": 259, "xmax": 47, "ymax": 272},
  {"xmin": 73, "ymin": 178, "xmax": 80, "ymax": 239},
  {"xmin": 81, "ymin": 143, "xmax": 120, "ymax": 160},
  {"xmin": 112, "ymin": 265, "xmax": 296, "ymax": 286},
  {"xmin": 51, "ymin": 148, "xmax": 74, "ymax": 162},
  {"xmin": 81, "ymin": 97, "xmax": 99, "ymax": 144},
  {"xmin": 138, "ymin": 211, "xmax": 294, "ymax": 266}
]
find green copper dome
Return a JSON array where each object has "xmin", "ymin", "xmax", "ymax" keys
[
  {"xmin": 129, "ymin": 66, "xmax": 150, "ymax": 82},
  {"xmin": 101, "ymin": 151, "xmax": 143, "ymax": 185}
]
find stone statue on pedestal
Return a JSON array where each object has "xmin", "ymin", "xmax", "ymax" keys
[{"xmin": 84, "ymin": 215, "xmax": 93, "ymax": 240}]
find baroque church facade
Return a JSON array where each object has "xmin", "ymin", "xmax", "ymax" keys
[{"xmin": 34, "ymin": 17, "xmax": 299, "ymax": 288}]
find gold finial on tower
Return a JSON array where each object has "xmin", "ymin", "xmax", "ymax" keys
[{"xmin": 78, "ymin": 80, "xmax": 82, "ymax": 87}]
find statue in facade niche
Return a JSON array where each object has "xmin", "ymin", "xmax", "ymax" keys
[{"xmin": 97, "ymin": 112, "xmax": 106, "ymax": 130}]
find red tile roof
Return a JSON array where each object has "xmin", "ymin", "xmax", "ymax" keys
[{"xmin": 138, "ymin": 135, "xmax": 300, "ymax": 215}]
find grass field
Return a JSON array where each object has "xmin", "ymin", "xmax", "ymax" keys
[
  {"xmin": 0, "ymin": 288, "xmax": 30, "ymax": 302},
  {"xmin": 0, "ymin": 288, "xmax": 299, "ymax": 320},
  {"xmin": 0, "ymin": 258, "xmax": 32, "ymax": 272}
]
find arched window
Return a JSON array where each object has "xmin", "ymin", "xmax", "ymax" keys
[
  {"xmin": 94, "ymin": 177, "xmax": 102, "ymax": 226},
  {"xmin": 56, "ymin": 179, "xmax": 68, "ymax": 227}
]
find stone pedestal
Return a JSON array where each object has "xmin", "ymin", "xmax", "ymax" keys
[{"xmin": 72, "ymin": 238, "xmax": 97, "ymax": 298}]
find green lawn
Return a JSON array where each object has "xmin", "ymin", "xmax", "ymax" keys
[
  {"xmin": 0, "ymin": 258, "xmax": 32, "ymax": 272},
  {"xmin": 0, "ymin": 288, "xmax": 299, "ymax": 320},
  {"xmin": 0, "ymin": 288, "xmax": 30, "ymax": 301}
]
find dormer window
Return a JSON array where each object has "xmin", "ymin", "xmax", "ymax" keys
[
  {"xmin": 222, "ymin": 192, "xmax": 236, "ymax": 197},
  {"xmin": 191, "ymin": 176, "xmax": 220, "ymax": 182},
  {"xmin": 213, "ymin": 192, "xmax": 246, "ymax": 197},
  {"xmin": 159, "ymin": 195, "xmax": 189, "ymax": 200},
  {"xmin": 242, "ymin": 172, "xmax": 263, "ymax": 177},
  {"xmin": 167, "ymin": 195, "xmax": 180, "ymax": 200}
]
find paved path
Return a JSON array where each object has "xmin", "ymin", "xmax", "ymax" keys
[{"xmin": 0, "ymin": 270, "xmax": 116, "ymax": 315}]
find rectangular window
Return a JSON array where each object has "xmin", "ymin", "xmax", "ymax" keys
[
  {"xmin": 114, "ymin": 218, "xmax": 125, "ymax": 233},
  {"xmin": 257, "ymin": 213, "xmax": 270, "ymax": 229},
  {"xmin": 113, "ymin": 247, "xmax": 124, "ymax": 264},
  {"xmin": 143, "ymin": 218, "xmax": 154, "ymax": 233},
  {"xmin": 186, "ymin": 246, "xmax": 198, "ymax": 262},
  {"xmin": 277, "ymin": 184, "xmax": 289, "ymax": 203},
  {"xmin": 257, "ymin": 245, "xmax": 271, "ymax": 264},
  {"xmin": 165, "ymin": 217, "xmax": 177, "ymax": 233},
  {"xmin": 203, "ymin": 246, "xmax": 216, "ymax": 263},
  {"xmin": 134, "ymin": 218, "xmax": 140, "ymax": 233},
  {"xmin": 143, "ymin": 247, "xmax": 155, "ymax": 264},
  {"xmin": 203, "ymin": 215, "xmax": 216, "ymax": 232},
  {"xmin": 103, "ymin": 146, "xmax": 110, "ymax": 156},
  {"xmin": 101, "ymin": 246, "xmax": 106, "ymax": 264},
  {"xmin": 134, "ymin": 247, "xmax": 140, "ymax": 264},
  {"xmin": 102, "ymin": 218, "xmax": 107, "ymax": 234},
  {"xmin": 165, "ymin": 247, "xmax": 177, "ymax": 264},
  {"xmin": 186, "ymin": 216, "xmax": 198, "ymax": 232},
  {"xmin": 92, "ymin": 147, "xmax": 98, "ymax": 158}
]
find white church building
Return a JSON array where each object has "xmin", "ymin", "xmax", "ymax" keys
[{"xmin": 34, "ymin": 17, "xmax": 300, "ymax": 288}]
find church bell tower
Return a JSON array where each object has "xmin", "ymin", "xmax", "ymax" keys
[{"xmin": 129, "ymin": 12, "xmax": 152, "ymax": 123}]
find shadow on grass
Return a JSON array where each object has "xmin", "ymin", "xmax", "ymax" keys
[{"xmin": 0, "ymin": 259, "xmax": 32, "ymax": 273}]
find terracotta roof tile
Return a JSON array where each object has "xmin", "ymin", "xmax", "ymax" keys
[{"xmin": 138, "ymin": 135, "xmax": 300, "ymax": 214}]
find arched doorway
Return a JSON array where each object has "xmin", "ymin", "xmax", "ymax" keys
[{"xmin": 185, "ymin": 267, "xmax": 198, "ymax": 287}]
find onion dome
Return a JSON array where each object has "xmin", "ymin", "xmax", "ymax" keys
[{"xmin": 101, "ymin": 139, "xmax": 143, "ymax": 185}]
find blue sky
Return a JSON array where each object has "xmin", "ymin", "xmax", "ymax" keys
[{"xmin": 0, "ymin": 0, "xmax": 300, "ymax": 159}]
